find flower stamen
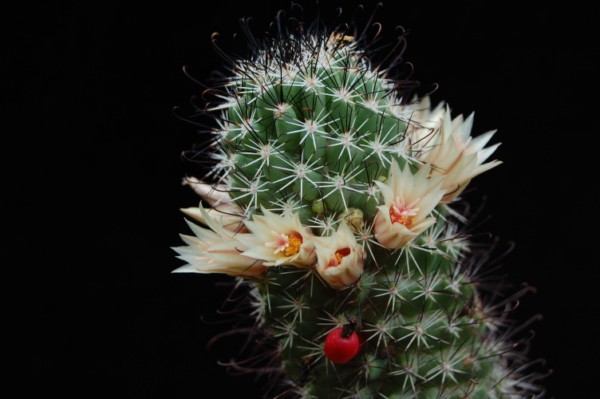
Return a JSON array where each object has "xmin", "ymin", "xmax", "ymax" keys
[
  {"xmin": 328, "ymin": 247, "xmax": 351, "ymax": 267},
  {"xmin": 266, "ymin": 231, "xmax": 303, "ymax": 257},
  {"xmin": 389, "ymin": 196, "xmax": 419, "ymax": 229}
]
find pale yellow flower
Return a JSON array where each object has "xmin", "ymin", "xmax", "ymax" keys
[
  {"xmin": 173, "ymin": 205, "xmax": 264, "ymax": 277},
  {"xmin": 182, "ymin": 177, "xmax": 246, "ymax": 232},
  {"xmin": 391, "ymin": 96, "xmax": 445, "ymax": 156},
  {"xmin": 427, "ymin": 109, "xmax": 501, "ymax": 202},
  {"xmin": 374, "ymin": 161, "xmax": 445, "ymax": 248},
  {"xmin": 409, "ymin": 103, "xmax": 501, "ymax": 203},
  {"xmin": 180, "ymin": 205, "xmax": 246, "ymax": 233},
  {"xmin": 314, "ymin": 222, "xmax": 365, "ymax": 289},
  {"xmin": 183, "ymin": 177, "xmax": 230, "ymax": 207},
  {"xmin": 238, "ymin": 208, "xmax": 316, "ymax": 267}
]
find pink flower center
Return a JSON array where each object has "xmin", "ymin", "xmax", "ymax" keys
[{"xmin": 389, "ymin": 196, "xmax": 419, "ymax": 229}]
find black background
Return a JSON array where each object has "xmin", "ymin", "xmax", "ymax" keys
[{"xmin": 10, "ymin": 1, "xmax": 598, "ymax": 397}]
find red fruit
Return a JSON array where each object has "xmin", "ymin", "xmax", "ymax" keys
[{"xmin": 324, "ymin": 327, "xmax": 361, "ymax": 364}]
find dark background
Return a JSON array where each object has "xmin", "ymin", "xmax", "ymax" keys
[{"xmin": 11, "ymin": 1, "xmax": 597, "ymax": 397}]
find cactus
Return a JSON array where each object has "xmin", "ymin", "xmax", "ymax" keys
[{"xmin": 174, "ymin": 8, "xmax": 543, "ymax": 399}]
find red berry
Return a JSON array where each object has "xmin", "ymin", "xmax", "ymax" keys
[{"xmin": 324, "ymin": 327, "xmax": 361, "ymax": 364}]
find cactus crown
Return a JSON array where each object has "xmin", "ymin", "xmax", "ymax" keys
[
  {"xmin": 175, "ymin": 8, "xmax": 542, "ymax": 399},
  {"xmin": 219, "ymin": 30, "xmax": 412, "ymax": 222}
]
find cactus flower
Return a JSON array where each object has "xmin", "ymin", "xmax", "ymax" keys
[
  {"xmin": 183, "ymin": 177, "xmax": 231, "ymax": 207},
  {"xmin": 420, "ymin": 108, "xmax": 502, "ymax": 203},
  {"xmin": 238, "ymin": 208, "xmax": 316, "ymax": 267},
  {"xmin": 374, "ymin": 161, "xmax": 445, "ymax": 248},
  {"xmin": 314, "ymin": 222, "xmax": 365, "ymax": 289},
  {"xmin": 173, "ymin": 206, "xmax": 265, "ymax": 277},
  {"xmin": 182, "ymin": 177, "xmax": 247, "ymax": 232}
]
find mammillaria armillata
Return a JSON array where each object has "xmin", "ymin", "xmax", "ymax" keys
[{"xmin": 174, "ymin": 7, "xmax": 542, "ymax": 398}]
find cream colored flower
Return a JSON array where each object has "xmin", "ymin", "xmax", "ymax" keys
[
  {"xmin": 180, "ymin": 205, "xmax": 246, "ymax": 233},
  {"xmin": 391, "ymin": 96, "xmax": 445, "ymax": 156},
  {"xmin": 408, "ymin": 96, "xmax": 446, "ymax": 142},
  {"xmin": 313, "ymin": 222, "xmax": 365, "ymax": 289},
  {"xmin": 374, "ymin": 160, "xmax": 445, "ymax": 248},
  {"xmin": 418, "ymin": 106, "xmax": 501, "ymax": 203},
  {"xmin": 238, "ymin": 208, "xmax": 316, "ymax": 267},
  {"xmin": 183, "ymin": 176, "xmax": 230, "ymax": 206},
  {"xmin": 173, "ymin": 205, "xmax": 265, "ymax": 277},
  {"xmin": 182, "ymin": 177, "xmax": 246, "ymax": 232}
]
